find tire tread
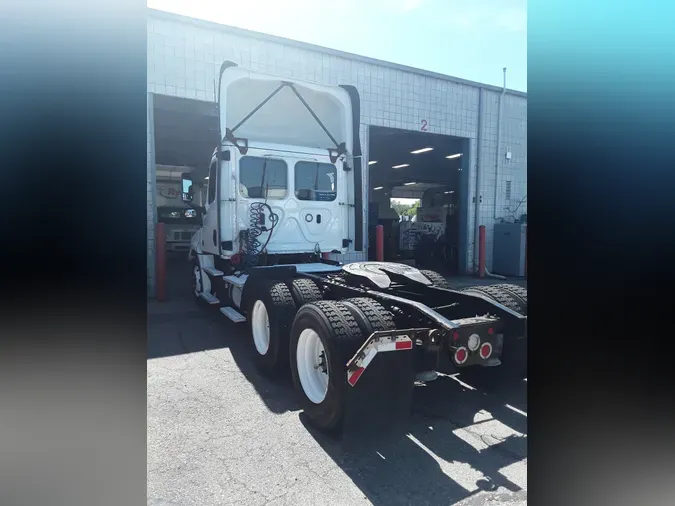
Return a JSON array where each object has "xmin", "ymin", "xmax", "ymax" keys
[
  {"xmin": 419, "ymin": 269, "xmax": 450, "ymax": 289},
  {"xmin": 340, "ymin": 297, "xmax": 395, "ymax": 335},
  {"xmin": 492, "ymin": 284, "xmax": 528, "ymax": 314},
  {"xmin": 287, "ymin": 278, "xmax": 323, "ymax": 307},
  {"xmin": 462, "ymin": 285, "xmax": 525, "ymax": 315}
]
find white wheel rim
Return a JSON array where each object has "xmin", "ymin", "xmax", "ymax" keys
[
  {"xmin": 193, "ymin": 265, "xmax": 202, "ymax": 296},
  {"xmin": 296, "ymin": 328, "xmax": 329, "ymax": 404},
  {"xmin": 251, "ymin": 300, "xmax": 271, "ymax": 355}
]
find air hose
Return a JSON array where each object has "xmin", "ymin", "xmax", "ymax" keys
[{"xmin": 240, "ymin": 201, "xmax": 277, "ymax": 269}]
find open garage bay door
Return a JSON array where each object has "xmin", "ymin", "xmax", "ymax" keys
[
  {"xmin": 153, "ymin": 94, "xmax": 219, "ymax": 176},
  {"xmin": 367, "ymin": 126, "xmax": 470, "ymax": 275},
  {"xmin": 152, "ymin": 94, "xmax": 221, "ymax": 299}
]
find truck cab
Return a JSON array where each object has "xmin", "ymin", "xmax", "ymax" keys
[{"xmin": 184, "ymin": 62, "xmax": 362, "ymax": 269}]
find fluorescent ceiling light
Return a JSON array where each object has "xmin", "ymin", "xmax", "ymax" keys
[
  {"xmin": 410, "ymin": 147, "xmax": 434, "ymax": 154},
  {"xmin": 444, "ymin": 191, "xmax": 454, "ymax": 194},
  {"xmin": 403, "ymin": 182, "xmax": 417, "ymax": 186},
  {"xmin": 446, "ymin": 153, "xmax": 463, "ymax": 159},
  {"xmin": 374, "ymin": 186, "xmax": 384, "ymax": 190},
  {"xmin": 392, "ymin": 164, "xmax": 410, "ymax": 169},
  {"xmin": 368, "ymin": 160, "xmax": 378, "ymax": 165},
  {"xmin": 204, "ymin": 176, "xmax": 209, "ymax": 180}
]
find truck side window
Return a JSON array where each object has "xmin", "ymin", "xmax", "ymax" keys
[
  {"xmin": 239, "ymin": 156, "xmax": 288, "ymax": 199},
  {"xmin": 294, "ymin": 161, "xmax": 337, "ymax": 202},
  {"xmin": 207, "ymin": 161, "xmax": 217, "ymax": 204}
]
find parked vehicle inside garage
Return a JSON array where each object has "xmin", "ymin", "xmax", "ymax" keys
[
  {"xmin": 157, "ymin": 179, "xmax": 202, "ymax": 254},
  {"xmin": 183, "ymin": 61, "xmax": 527, "ymax": 438}
]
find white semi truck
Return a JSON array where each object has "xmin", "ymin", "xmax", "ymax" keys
[
  {"xmin": 156, "ymin": 179, "xmax": 202, "ymax": 254},
  {"xmin": 182, "ymin": 62, "xmax": 527, "ymax": 438}
]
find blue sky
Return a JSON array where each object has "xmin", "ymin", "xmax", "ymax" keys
[{"xmin": 149, "ymin": 0, "xmax": 527, "ymax": 92}]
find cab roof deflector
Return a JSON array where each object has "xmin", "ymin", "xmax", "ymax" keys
[{"xmin": 218, "ymin": 61, "xmax": 345, "ymax": 163}]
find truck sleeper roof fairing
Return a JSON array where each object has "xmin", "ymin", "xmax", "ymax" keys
[{"xmin": 217, "ymin": 62, "xmax": 356, "ymax": 162}]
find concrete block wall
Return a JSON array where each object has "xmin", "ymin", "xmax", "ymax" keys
[
  {"xmin": 146, "ymin": 10, "xmax": 527, "ymax": 293},
  {"xmin": 147, "ymin": 92, "xmax": 157, "ymax": 297},
  {"xmin": 475, "ymin": 90, "xmax": 527, "ymax": 270}
]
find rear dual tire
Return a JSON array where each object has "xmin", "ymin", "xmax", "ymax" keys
[
  {"xmin": 460, "ymin": 283, "xmax": 528, "ymax": 383},
  {"xmin": 246, "ymin": 280, "xmax": 297, "ymax": 376},
  {"xmin": 290, "ymin": 298, "xmax": 395, "ymax": 433},
  {"xmin": 246, "ymin": 278, "xmax": 323, "ymax": 376},
  {"xmin": 461, "ymin": 284, "xmax": 527, "ymax": 316},
  {"xmin": 419, "ymin": 269, "xmax": 451, "ymax": 289}
]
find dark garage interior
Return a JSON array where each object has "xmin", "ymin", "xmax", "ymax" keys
[
  {"xmin": 152, "ymin": 94, "xmax": 220, "ymax": 298},
  {"xmin": 153, "ymin": 94, "xmax": 219, "ymax": 173},
  {"xmin": 367, "ymin": 126, "xmax": 469, "ymax": 275}
]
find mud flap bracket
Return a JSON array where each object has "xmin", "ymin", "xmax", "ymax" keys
[{"xmin": 342, "ymin": 329, "xmax": 422, "ymax": 446}]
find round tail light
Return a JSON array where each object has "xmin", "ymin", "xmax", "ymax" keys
[
  {"xmin": 479, "ymin": 342, "xmax": 493, "ymax": 359},
  {"xmin": 467, "ymin": 333, "xmax": 481, "ymax": 351},
  {"xmin": 454, "ymin": 347, "xmax": 468, "ymax": 365}
]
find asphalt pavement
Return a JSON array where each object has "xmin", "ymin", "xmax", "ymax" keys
[{"xmin": 148, "ymin": 261, "xmax": 527, "ymax": 506}]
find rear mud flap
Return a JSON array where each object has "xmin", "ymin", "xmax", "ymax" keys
[
  {"xmin": 341, "ymin": 331, "xmax": 418, "ymax": 448},
  {"xmin": 501, "ymin": 333, "xmax": 528, "ymax": 372}
]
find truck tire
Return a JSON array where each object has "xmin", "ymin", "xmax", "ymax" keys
[
  {"xmin": 289, "ymin": 300, "xmax": 364, "ymax": 433},
  {"xmin": 246, "ymin": 279, "xmax": 297, "ymax": 376},
  {"xmin": 191, "ymin": 259, "xmax": 207, "ymax": 307},
  {"xmin": 460, "ymin": 285, "xmax": 527, "ymax": 384},
  {"xmin": 462, "ymin": 285, "xmax": 525, "ymax": 316},
  {"xmin": 492, "ymin": 284, "xmax": 528, "ymax": 315},
  {"xmin": 287, "ymin": 278, "xmax": 323, "ymax": 307},
  {"xmin": 339, "ymin": 297, "xmax": 396, "ymax": 335},
  {"xmin": 419, "ymin": 269, "xmax": 450, "ymax": 289}
]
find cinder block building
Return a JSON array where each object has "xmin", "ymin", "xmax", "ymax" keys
[{"xmin": 146, "ymin": 8, "xmax": 527, "ymax": 295}]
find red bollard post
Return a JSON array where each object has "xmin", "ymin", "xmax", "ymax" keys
[
  {"xmin": 375, "ymin": 224, "xmax": 384, "ymax": 262},
  {"xmin": 478, "ymin": 225, "xmax": 486, "ymax": 278},
  {"xmin": 156, "ymin": 222, "xmax": 167, "ymax": 302}
]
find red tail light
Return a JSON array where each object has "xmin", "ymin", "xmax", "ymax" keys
[
  {"xmin": 479, "ymin": 342, "xmax": 493, "ymax": 359},
  {"xmin": 454, "ymin": 347, "xmax": 468, "ymax": 365}
]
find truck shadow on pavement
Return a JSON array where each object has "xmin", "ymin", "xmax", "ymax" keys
[
  {"xmin": 300, "ymin": 376, "xmax": 527, "ymax": 506},
  {"xmin": 148, "ymin": 301, "xmax": 301, "ymax": 415},
  {"xmin": 149, "ymin": 304, "xmax": 527, "ymax": 505},
  {"xmin": 150, "ymin": 260, "xmax": 527, "ymax": 504}
]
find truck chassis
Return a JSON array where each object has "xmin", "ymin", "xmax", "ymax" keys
[
  {"xmin": 192, "ymin": 258, "xmax": 527, "ymax": 437},
  {"xmin": 184, "ymin": 61, "xmax": 526, "ymax": 439}
]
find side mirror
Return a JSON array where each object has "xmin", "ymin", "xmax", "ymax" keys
[{"xmin": 181, "ymin": 173, "xmax": 193, "ymax": 204}]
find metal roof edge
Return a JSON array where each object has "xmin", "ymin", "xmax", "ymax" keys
[{"xmin": 147, "ymin": 8, "xmax": 527, "ymax": 98}]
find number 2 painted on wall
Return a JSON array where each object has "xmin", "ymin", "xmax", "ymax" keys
[{"xmin": 420, "ymin": 119, "xmax": 428, "ymax": 131}]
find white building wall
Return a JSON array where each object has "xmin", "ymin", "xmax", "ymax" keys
[
  {"xmin": 147, "ymin": 92, "xmax": 157, "ymax": 297},
  {"xmin": 146, "ymin": 10, "xmax": 527, "ymax": 292}
]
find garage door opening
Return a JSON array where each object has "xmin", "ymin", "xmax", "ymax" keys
[
  {"xmin": 152, "ymin": 94, "xmax": 219, "ymax": 298},
  {"xmin": 368, "ymin": 126, "xmax": 469, "ymax": 275}
]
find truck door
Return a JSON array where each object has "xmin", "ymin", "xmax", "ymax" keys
[
  {"xmin": 292, "ymin": 157, "xmax": 346, "ymax": 252},
  {"xmin": 202, "ymin": 159, "xmax": 220, "ymax": 255}
]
